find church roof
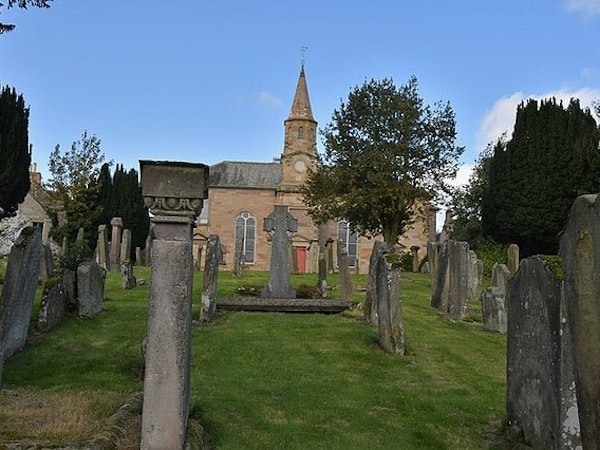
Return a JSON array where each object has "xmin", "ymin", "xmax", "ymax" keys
[
  {"xmin": 209, "ymin": 161, "xmax": 282, "ymax": 189},
  {"xmin": 287, "ymin": 65, "xmax": 316, "ymax": 123}
]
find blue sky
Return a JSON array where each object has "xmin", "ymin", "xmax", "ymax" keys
[{"xmin": 1, "ymin": 0, "xmax": 599, "ymax": 188}]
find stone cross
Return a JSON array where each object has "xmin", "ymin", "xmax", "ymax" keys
[
  {"xmin": 261, "ymin": 205, "xmax": 298, "ymax": 299},
  {"xmin": 139, "ymin": 160, "xmax": 209, "ymax": 450}
]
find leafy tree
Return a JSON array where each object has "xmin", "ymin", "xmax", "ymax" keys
[
  {"xmin": 482, "ymin": 98, "xmax": 600, "ymax": 256},
  {"xmin": 0, "ymin": 84, "xmax": 30, "ymax": 220},
  {"xmin": 449, "ymin": 136, "xmax": 505, "ymax": 246},
  {"xmin": 301, "ymin": 76, "xmax": 464, "ymax": 245},
  {"xmin": 106, "ymin": 164, "xmax": 149, "ymax": 261},
  {"xmin": 46, "ymin": 130, "xmax": 110, "ymax": 247},
  {"xmin": 0, "ymin": 0, "xmax": 52, "ymax": 34}
]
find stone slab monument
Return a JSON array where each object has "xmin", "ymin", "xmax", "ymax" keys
[
  {"xmin": 0, "ymin": 227, "xmax": 43, "ymax": 370},
  {"xmin": 96, "ymin": 224, "xmax": 110, "ymax": 271},
  {"xmin": 77, "ymin": 261, "xmax": 105, "ymax": 318},
  {"xmin": 560, "ymin": 193, "xmax": 600, "ymax": 448},
  {"xmin": 201, "ymin": 234, "xmax": 222, "ymax": 322},
  {"xmin": 140, "ymin": 160, "xmax": 208, "ymax": 450},
  {"xmin": 480, "ymin": 286, "xmax": 507, "ymax": 333},
  {"xmin": 365, "ymin": 241, "xmax": 387, "ymax": 326},
  {"xmin": 376, "ymin": 250, "xmax": 404, "ymax": 355},
  {"xmin": 337, "ymin": 240, "xmax": 352, "ymax": 301},
  {"xmin": 261, "ymin": 205, "xmax": 297, "ymax": 299},
  {"xmin": 109, "ymin": 217, "xmax": 123, "ymax": 271},
  {"xmin": 506, "ymin": 256, "xmax": 580, "ymax": 448}
]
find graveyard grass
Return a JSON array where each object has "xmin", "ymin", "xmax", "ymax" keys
[{"xmin": 0, "ymin": 268, "xmax": 507, "ymax": 448}]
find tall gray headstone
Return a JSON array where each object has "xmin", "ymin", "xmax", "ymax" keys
[
  {"xmin": 560, "ymin": 193, "xmax": 600, "ymax": 448},
  {"xmin": 337, "ymin": 240, "xmax": 352, "ymax": 301},
  {"xmin": 38, "ymin": 244, "xmax": 54, "ymax": 282},
  {"xmin": 410, "ymin": 245, "xmax": 420, "ymax": 272},
  {"xmin": 430, "ymin": 240, "xmax": 472, "ymax": 320},
  {"xmin": 120, "ymin": 261, "xmax": 136, "ymax": 290},
  {"xmin": 201, "ymin": 235, "xmax": 221, "ymax": 322},
  {"xmin": 261, "ymin": 205, "xmax": 297, "ymax": 299},
  {"xmin": 376, "ymin": 251, "xmax": 404, "ymax": 355},
  {"xmin": 120, "ymin": 228, "xmax": 132, "ymax": 264},
  {"xmin": 140, "ymin": 160, "xmax": 208, "ymax": 449},
  {"xmin": 77, "ymin": 261, "xmax": 105, "ymax": 318},
  {"xmin": 232, "ymin": 230, "xmax": 243, "ymax": 277},
  {"xmin": 109, "ymin": 217, "xmax": 123, "ymax": 271},
  {"xmin": 427, "ymin": 242, "xmax": 442, "ymax": 297},
  {"xmin": 96, "ymin": 224, "xmax": 110, "ymax": 271},
  {"xmin": 491, "ymin": 263, "xmax": 511, "ymax": 296},
  {"xmin": 480, "ymin": 286, "xmax": 507, "ymax": 333},
  {"xmin": 76, "ymin": 227, "xmax": 85, "ymax": 242},
  {"xmin": 365, "ymin": 241, "xmax": 388, "ymax": 326},
  {"xmin": 0, "ymin": 227, "xmax": 43, "ymax": 363},
  {"xmin": 507, "ymin": 243, "xmax": 520, "ymax": 277},
  {"xmin": 506, "ymin": 256, "xmax": 580, "ymax": 448}
]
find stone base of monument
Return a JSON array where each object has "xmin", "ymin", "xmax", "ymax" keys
[{"xmin": 217, "ymin": 297, "xmax": 351, "ymax": 314}]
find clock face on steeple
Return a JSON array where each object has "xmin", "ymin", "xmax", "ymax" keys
[{"xmin": 294, "ymin": 159, "xmax": 307, "ymax": 174}]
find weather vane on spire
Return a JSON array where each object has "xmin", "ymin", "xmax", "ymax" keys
[{"xmin": 300, "ymin": 46, "xmax": 308, "ymax": 66}]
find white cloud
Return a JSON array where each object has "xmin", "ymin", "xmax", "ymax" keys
[
  {"xmin": 478, "ymin": 87, "xmax": 600, "ymax": 150},
  {"xmin": 449, "ymin": 163, "xmax": 475, "ymax": 188},
  {"xmin": 256, "ymin": 91, "xmax": 283, "ymax": 108},
  {"xmin": 565, "ymin": 0, "xmax": 600, "ymax": 18}
]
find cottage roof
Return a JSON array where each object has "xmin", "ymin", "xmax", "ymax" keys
[{"xmin": 209, "ymin": 161, "xmax": 282, "ymax": 189}]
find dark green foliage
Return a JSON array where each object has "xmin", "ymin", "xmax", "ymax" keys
[
  {"xmin": 0, "ymin": 0, "xmax": 52, "ymax": 34},
  {"xmin": 302, "ymin": 76, "xmax": 464, "ymax": 245},
  {"xmin": 56, "ymin": 239, "xmax": 93, "ymax": 271},
  {"xmin": 103, "ymin": 164, "xmax": 150, "ymax": 261},
  {"xmin": 482, "ymin": 98, "xmax": 600, "ymax": 257},
  {"xmin": 0, "ymin": 84, "xmax": 30, "ymax": 219}
]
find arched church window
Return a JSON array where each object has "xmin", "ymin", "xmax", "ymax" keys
[
  {"xmin": 337, "ymin": 220, "xmax": 358, "ymax": 267},
  {"xmin": 235, "ymin": 211, "xmax": 256, "ymax": 263}
]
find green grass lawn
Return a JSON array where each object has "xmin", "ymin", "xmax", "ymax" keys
[{"xmin": 0, "ymin": 267, "xmax": 507, "ymax": 448}]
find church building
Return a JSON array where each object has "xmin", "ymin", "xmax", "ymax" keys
[{"xmin": 193, "ymin": 65, "xmax": 432, "ymax": 273}]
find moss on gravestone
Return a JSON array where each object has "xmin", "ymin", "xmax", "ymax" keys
[{"xmin": 536, "ymin": 255, "xmax": 563, "ymax": 279}]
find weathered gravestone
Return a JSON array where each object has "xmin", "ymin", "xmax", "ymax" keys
[
  {"xmin": 120, "ymin": 228, "xmax": 132, "ymax": 265},
  {"xmin": 120, "ymin": 261, "xmax": 137, "ymax": 290},
  {"xmin": 430, "ymin": 240, "xmax": 473, "ymax": 320},
  {"xmin": 365, "ymin": 241, "xmax": 388, "ymax": 326},
  {"xmin": 491, "ymin": 263, "xmax": 511, "ymax": 296},
  {"xmin": 560, "ymin": 193, "xmax": 600, "ymax": 448},
  {"xmin": 376, "ymin": 250, "xmax": 404, "ymax": 355},
  {"xmin": 506, "ymin": 256, "xmax": 580, "ymax": 449},
  {"xmin": 38, "ymin": 244, "xmax": 54, "ymax": 282},
  {"xmin": 109, "ymin": 217, "xmax": 123, "ymax": 271},
  {"xmin": 427, "ymin": 241, "xmax": 442, "ymax": 297},
  {"xmin": 480, "ymin": 286, "xmax": 506, "ymax": 333},
  {"xmin": 410, "ymin": 245, "xmax": 420, "ymax": 272},
  {"xmin": 61, "ymin": 269, "xmax": 77, "ymax": 314},
  {"xmin": 140, "ymin": 160, "xmax": 208, "ymax": 449},
  {"xmin": 337, "ymin": 240, "xmax": 352, "ymax": 301},
  {"xmin": 201, "ymin": 234, "xmax": 221, "ymax": 322},
  {"xmin": 467, "ymin": 250, "xmax": 482, "ymax": 299},
  {"xmin": 261, "ymin": 205, "xmax": 297, "ymax": 299},
  {"xmin": 96, "ymin": 224, "xmax": 110, "ymax": 271},
  {"xmin": 507, "ymin": 243, "xmax": 520, "ymax": 277},
  {"xmin": 37, "ymin": 280, "xmax": 67, "ymax": 332},
  {"xmin": 0, "ymin": 227, "xmax": 43, "ymax": 364},
  {"xmin": 77, "ymin": 261, "xmax": 105, "ymax": 318},
  {"xmin": 76, "ymin": 227, "xmax": 85, "ymax": 242}
]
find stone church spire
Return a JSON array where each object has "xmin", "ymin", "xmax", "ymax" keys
[{"xmin": 280, "ymin": 65, "xmax": 318, "ymax": 189}]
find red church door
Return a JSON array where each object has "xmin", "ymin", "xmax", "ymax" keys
[{"xmin": 296, "ymin": 247, "xmax": 307, "ymax": 274}]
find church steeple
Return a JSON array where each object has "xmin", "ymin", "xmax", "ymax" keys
[{"xmin": 279, "ymin": 65, "xmax": 318, "ymax": 190}]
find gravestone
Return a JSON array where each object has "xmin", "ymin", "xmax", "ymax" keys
[
  {"xmin": 491, "ymin": 263, "xmax": 511, "ymax": 296},
  {"xmin": 120, "ymin": 261, "xmax": 137, "ymax": 290},
  {"xmin": 337, "ymin": 241, "xmax": 352, "ymax": 301},
  {"xmin": 96, "ymin": 224, "xmax": 110, "ymax": 271},
  {"xmin": 0, "ymin": 227, "xmax": 43, "ymax": 362},
  {"xmin": 560, "ymin": 193, "xmax": 600, "ymax": 448},
  {"xmin": 136, "ymin": 247, "xmax": 142, "ymax": 266},
  {"xmin": 430, "ymin": 240, "xmax": 473, "ymax": 320},
  {"xmin": 37, "ymin": 280, "xmax": 67, "ymax": 332},
  {"xmin": 480, "ymin": 286, "xmax": 507, "ymax": 333},
  {"xmin": 38, "ymin": 244, "xmax": 54, "ymax": 282},
  {"xmin": 232, "ymin": 231, "xmax": 243, "ymax": 277},
  {"xmin": 410, "ymin": 245, "xmax": 420, "ymax": 272},
  {"xmin": 376, "ymin": 252, "xmax": 404, "ymax": 355},
  {"xmin": 77, "ymin": 261, "xmax": 105, "ymax": 317},
  {"xmin": 120, "ymin": 229, "xmax": 132, "ymax": 264},
  {"xmin": 109, "ymin": 217, "xmax": 123, "ymax": 271},
  {"xmin": 506, "ymin": 256, "xmax": 580, "ymax": 448},
  {"xmin": 261, "ymin": 205, "xmax": 297, "ymax": 299},
  {"xmin": 61, "ymin": 236, "xmax": 68, "ymax": 255},
  {"xmin": 76, "ymin": 227, "xmax": 85, "ymax": 242},
  {"xmin": 144, "ymin": 234, "xmax": 153, "ymax": 266},
  {"xmin": 140, "ymin": 160, "xmax": 208, "ymax": 449},
  {"xmin": 365, "ymin": 241, "xmax": 388, "ymax": 326},
  {"xmin": 507, "ymin": 243, "xmax": 520, "ymax": 277},
  {"xmin": 467, "ymin": 250, "xmax": 481, "ymax": 299},
  {"xmin": 201, "ymin": 235, "xmax": 221, "ymax": 322},
  {"xmin": 61, "ymin": 269, "xmax": 77, "ymax": 314},
  {"xmin": 427, "ymin": 242, "xmax": 442, "ymax": 296},
  {"xmin": 195, "ymin": 245, "xmax": 203, "ymax": 271}
]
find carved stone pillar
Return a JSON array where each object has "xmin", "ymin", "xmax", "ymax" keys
[{"xmin": 139, "ymin": 160, "xmax": 209, "ymax": 450}]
